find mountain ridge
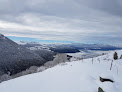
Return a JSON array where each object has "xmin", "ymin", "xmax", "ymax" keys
[{"xmin": 0, "ymin": 33, "xmax": 46, "ymax": 75}]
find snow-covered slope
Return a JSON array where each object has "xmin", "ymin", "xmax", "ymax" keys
[
  {"xmin": 0, "ymin": 50, "xmax": 122, "ymax": 92},
  {"xmin": 0, "ymin": 33, "xmax": 46, "ymax": 75}
]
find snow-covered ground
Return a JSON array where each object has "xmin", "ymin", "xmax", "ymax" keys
[
  {"xmin": 67, "ymin": 50, "xmax": 110, "ymax": 59},
  {"xmin": 0, "ymin": 50, "xmax": 122, "ymax": 92}
]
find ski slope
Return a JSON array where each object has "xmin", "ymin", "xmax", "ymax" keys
[{"xmin": 0, "ymin": 50, "xmax": 122, "ymax": 92}]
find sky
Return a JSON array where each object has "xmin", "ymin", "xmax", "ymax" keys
[{"xmin": 0, "ymin": 0, "xmax": 122, "ymax": 45}]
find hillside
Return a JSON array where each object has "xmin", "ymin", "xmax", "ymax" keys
[
  {"xmin": 0, "ymin": 50, "xmax": 122, "ymax": 92},
  {"xmin": 0, "ymin": 33, "xmax": 46, "ymax": 75}
]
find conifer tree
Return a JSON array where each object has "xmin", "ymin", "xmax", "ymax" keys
[{"xmin": 113, "ymin": 52, "xmax": 118, "ymax": 60}]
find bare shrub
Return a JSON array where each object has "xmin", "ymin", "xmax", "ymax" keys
[
  {"xmin": 12, "ymin": 66, "xmax": 38, "ymax": 78},
  {"xmin": 37, "ymin": 66, "xmax": 47, "ymax": 72}
]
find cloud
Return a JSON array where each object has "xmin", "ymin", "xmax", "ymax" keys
[{"xmin": 0, "ymin": 0, "xmax": 122, "ymax": 45}]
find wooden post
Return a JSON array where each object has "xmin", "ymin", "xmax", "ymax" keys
[
  {"xmin": 92, "ymin": 58, "xmax": 93, "ymax": 64},
  {"xmin": 110, "ymin": 60, "xmax": 113, "ymax": 70}
]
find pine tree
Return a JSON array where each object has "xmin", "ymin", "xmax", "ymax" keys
[{"xmin": 113, "ymin": 52, "xmax": 118, "ymax": 60}]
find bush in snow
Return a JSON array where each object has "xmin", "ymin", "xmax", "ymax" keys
[
  {"xmin": 44, "ymin": 54, "xmax": 68, "ymax": 68},
  {"xmin": 44, "ymin": 61, "xmax": 55, "ymax": 68},
  {"xmin": 0, "ymin": 74, "xmax": 12, "ymax": 83},
  {"xmin": 12, "ymin": 66, "xmax": 38, "ymax": 78},
  {"xmin": 113, "ymin": 52, "xmax": 118, "ymax": 60},
  {"xmin": 98, "ymin": 87, "xmax": 104, "ymax": 92},
  {"xmin": 102, "ymin": 53, "xmax": 105, "ymax": 55},
  {"xmin": 37, "ymin": 66, "xmax": 47, "ymax": 72}
]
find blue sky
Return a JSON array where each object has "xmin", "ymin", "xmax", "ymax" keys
[
  {"xmin": 0, "ymin": 0, "xmax": 122, "ymax": 45},
  {"xmin": 7, "ymin": 36, "xmax": 111, "ymax": 45},
  {"xmin": 7, "ymin": 36, "xmax": 75, "ymax": 43}
]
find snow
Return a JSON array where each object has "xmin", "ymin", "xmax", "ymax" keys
[
  {"xmin": 67, "ymin": 50, "xmax": 110, "ymax": 59},
  {"xmin": 0, "ymin": 50, "xmax": 122, "ymax": 92},
  {"xmin": 28, "ymin": 46, "xmax": 50, "ymax": 51}
]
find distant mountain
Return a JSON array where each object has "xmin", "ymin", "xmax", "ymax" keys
[
  {"xmin": 69, "ymin": 43, "xmax": 122, "ymax": 51},
  {"xmin": 19, "ymin": 42, "xmax": 80, "ymax": 53},
  {"xmin": 27, "ymin": 46, "xmax": 56, "ymax": 61},
  {"xmin": 18, "ymin": 41, "xmax": 122, "ymax": 53},
  {"xmin": 0, "ymin": 34, "xmax": 46, "ymax": 75},
  {"xmin": 18, "ymin": 42, "xmax": 56, "ymax": 61}
]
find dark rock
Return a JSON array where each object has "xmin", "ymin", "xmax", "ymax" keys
[{"xmin": 100, "ymin": 77, "xmax": 114, "ymax": 83}]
